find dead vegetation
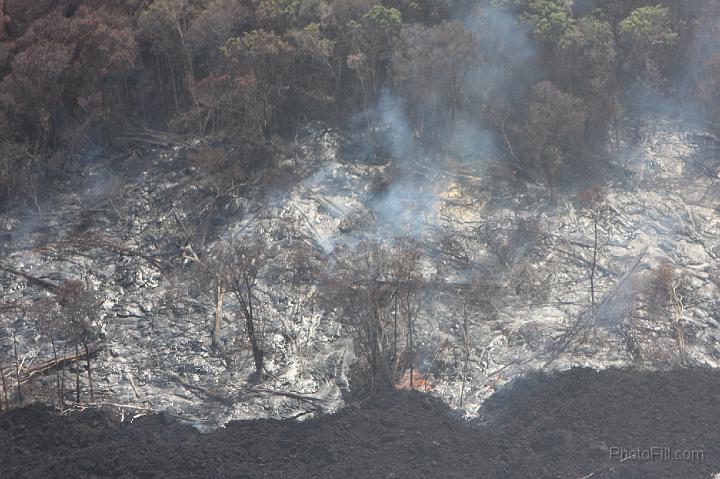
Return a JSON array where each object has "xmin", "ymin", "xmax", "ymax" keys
[
  {"xmin": 214, "ymin": 236, "xmax": 270, "ymax": 379},
  {"xmin": 0, "ymin": 280, "xmax": 103, "ymax": 409},
  {"xmin": 321, "ymin": 238, "xmax": 428, "ymax": 393}
]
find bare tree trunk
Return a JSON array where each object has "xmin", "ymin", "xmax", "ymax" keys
[
  {"xmin": 12, "ymin": 330, "xmax": 21, "ymax": 405},
  {"xmin": 401, "ymin": 290, "xmax": 417, "ymax": 390},
  {"xmin": 392, "ymin": 295, "xmax": 398, "ymax": 367},
  {"xmin": 60, "ymin": 344, "xmax": 66, "ymax": 408},
  {"xmin": 590, "ymin": 216, "xmax": 598, "ymax": 307},
  {"xmin": 167, "ymin": 56, "xmax": 181, "ymax": 115},
  {"xmin": 459, "ymin": 308, "xmax": 470, "ymax": 407},
  {"xmin": 50, "ymin": 338, "xmax": 63, "ymax": 408},
  {"xmin": 83, "ymin": 341, "xmax": 94, "ymax": 400},
  {"xmin": 0, "ymin": 364, "xmax": 8, "ymax": 410},
  {"xmin": 611, "ymin": 93, "xmax": 620, "ymax": 148},
  {"xmin": 75, "ymin": 343, "xmax": 81, "ymax": 403},
  {"xmin": 408, "ymin": 317, "xmax": 414, "ymax": 390},
  {"xmin": 668, "ymin": 281, "xmax": 686, "ymax": 360},
  {"xmin": 245, "ymin": 312, "xmax": 263, "ymax": 378},
  {"xmin": 212, "ymin": 280, "xmax": 224, "ymax": 347}
]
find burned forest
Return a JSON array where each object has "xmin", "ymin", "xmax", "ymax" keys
[{"xmin": 2, "ymin": 0, "xmax": 720, "ymax": 478}]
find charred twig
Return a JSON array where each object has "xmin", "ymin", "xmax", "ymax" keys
[
  {"xmin": 546, "ymin": 247, "xmax": 648, "ymax": 364},
  {"xmin": 553, "ymin": 247, "xmax": 614, "ymax": 276},
  {"xmin": 596, "ymin": 246, "xmax": 648, "ymax": 310},
  {"xmin": 49, "ymin": 239, "xmax": 163, "ymax": 269},
  {"xmin": 169, "ymin": 374, "xmax": 234, "ymax": 405},
  {"xmin": 180, "ymin": 243, "xmax": 206, "ymax": 267},
  {"xmin": 254, "ymin": 387, "xmax": 323, "ymax": 403},
  {"xmin": 115, "ymin": 128, "xmax": 198, "ymax": 150},
  {"xmin": 128, "ymin": 374, "xmax": 141, "ymax": 399}
]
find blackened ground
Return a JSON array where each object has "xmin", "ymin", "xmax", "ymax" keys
[{"xmin": 1, "ymin": 367, "xmax": 720, "ymax": 478}]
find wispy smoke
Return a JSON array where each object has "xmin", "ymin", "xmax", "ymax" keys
[{"xmin": 362, "ymin": 7, "xmax": 537, "ymax": 239}]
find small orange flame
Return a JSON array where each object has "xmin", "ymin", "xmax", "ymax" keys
[
  {"xmin": 484, "ymin": 374, "xmax": 504, "ymax": 391},
  {"xmin": 395, "ymin": 370, "xmax": 433, "ymax": 391}
]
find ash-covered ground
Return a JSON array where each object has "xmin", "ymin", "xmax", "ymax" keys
[{"xmin": 1, "ymin": 112, "xmax": 719, "ymax": 430}]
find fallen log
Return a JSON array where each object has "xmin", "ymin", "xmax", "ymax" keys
[
  {"xmin": 597, "ymin": 245, "xmax": 648, "ymax": 310},
  {"xmin": 0, "ymin": 264, "xmax": 59, "ymax": 292},
  {"xmin": 49, "ymin": 239, "xmax": 163, "ymax": 269},
  {"xmin": 23, "ymin": 348, "xmax": 96, "ymax": 379},
  {"xmin": 0, "ymin": 302, "xmax": 22, "ymax": 311}
]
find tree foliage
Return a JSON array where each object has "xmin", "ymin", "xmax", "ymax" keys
[
  {"xmin": 0, "ymin": 0, "xmax": 717, "ymax": 205},
  {"xmin": 1, "ymin": 6, "xmax": 136, "ymax": 148},
  {"xmin": 618, "ymin": 5, "xmax": 679, "ymax": 83}
]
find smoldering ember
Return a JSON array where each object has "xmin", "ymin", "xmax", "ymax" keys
[{"xmin": 1, "ymin": 1, "xmax": 720, "ymax": 478}]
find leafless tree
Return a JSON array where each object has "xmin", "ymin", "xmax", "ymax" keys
[
  {"xmin": 322, "ymin": 238, "xmax": 427, "ymax": 393},
  {"xmin": 647, "ymin": 261, "xmax": 688, "ymax": 360},
  {"xmin": 58, "ymin": 280, "xmax": 101, "ymax": 402},
  {"xmin": 455, "ymin": 272, "xmax": 495, "ymax": 407},
  {"xmin": 10, "ymin": 318, "xmax": 22, "ymax": 405},
  {"xmin": 577, "ymin": 186, "xmax": 610, "ymax": 308},
  {"xmin": 215, "ymin": 236, "xmax": 269, "ymax": 379},
  {"xmin": 0, "ymin": 304, "xmax": 16, "ymax": 410},
  {"xmin": 390, "ymin": 237, "xmax": 423, "ymax": 389},
  {"xmin": 180, "ymin": 243, "xmax": 227, "ymax": 348},
  {"xmin": 0, "ymin": 355, "xmax": 7, "ymax": 410},
  {"xmin": 324, "ymin": 239, "xmax": 398, "ymax": 393},
  {"xmin": 28, "ymin": 298, "xmax": 65, "ymax": 408}
]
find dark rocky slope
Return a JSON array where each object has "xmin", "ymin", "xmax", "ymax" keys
[{"xmin": 2, "ymin": 367, "xmax": 719, "ymax": 479}]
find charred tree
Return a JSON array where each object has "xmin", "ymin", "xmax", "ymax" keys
[
  {"xmin": 323, "ymin": 239, "xmax": 402, "ymax": 393},
  {"xmin": 28, "ymin": 298, "xmax": 65, "ymax": 408},
  {"xmin": 391, "ymin": 238, "xmax": 423, "ymax": 389},
  {"xmin": 216, "ymin": 236, "xmax": 269, "ymax": 380},
  {"xmin": 577, "ymin": 186, "xmax": 609, "ymax": 309},
  {"xmin": 11, "ymin": 323, "xmax": 21, "ymax": 405},
  {"xmin": 180, "ymin": 243, "xmax": 226, "ymax": 348},
  {"xmin": 58, "ymin": 280, "xmax": 101, "ymax": 402}
]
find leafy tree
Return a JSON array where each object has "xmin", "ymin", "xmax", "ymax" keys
[
  {"xmin": 284, "ymin": 23, "xmax": 336, "ymax": 118},
  {"xmin": 559, "ymin": 16, "xmax": 618, "ymax": 146},
  {"xmin": 0, "ymin": 6, "xmax": 136, "ymax": 148},
  {"xmin": 136, "ymin": 0, "xmax": 206, "ymax": 119},
  {"xmin": 392, "ymin": 21, "xmax": 480, "ymax": 143},
  {"xmin": 383, "ymin": 0, "xmax": 450, "ymax": 24},
  {"xmin": 188, "ymin": 0, "xmax": 249, "ymax": 75},
  {"xmin": 1, "ymin": 0, "xmax": 55, "ymax": 36},
  {"xmin": 516, "ymin": 81, "xmax": 587, "ymax": 192},
  {"xmin": 0, "ymin": 0, "xmax": 9, "ymax": 41},
  {"xmin": 523, "ymin": 1, "xmax": 617, "ymax": 94},
  {"xmin": 522, "ymin": 0, "xmax": 575, "ymax": 46},
  {"xmin": 255, "ymin": 0, "xmax": 303, "ymax": 32},
  {"xmin": 223, "ymin": 29, "xmax": 296, "ymax": 138},
  {"xmin": 618, "ymin": 5, "xmax": 679, "ymax": 84},
  {"xmin": 688, "ymin": 6, "xmax": 720, "ymax": 117},
  {"xmin": 345, "ymin": 5, "xmax": 402, "ymax": 125}
]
